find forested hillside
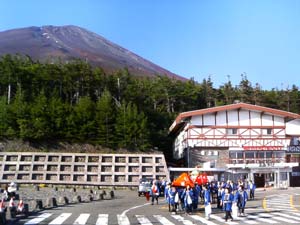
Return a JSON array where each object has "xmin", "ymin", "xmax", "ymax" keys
[{"xmin": 0, "ymin": 54, "xmax": 300, "ymax": 155}]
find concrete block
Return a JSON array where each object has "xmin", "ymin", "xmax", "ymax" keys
[
  {"xmin": 73, "ymin": 195, "xmax": 81, "ymax": 203},
  {"xmin": 58, "ymin": 196, "xmax": 69, "ymax": 205},
  {"xmin": 46, "ymin": 197, "xmax": 57, "ymax": 207},
  {"xmin": 87, "ymin": 195, "xmax": 93, "ymax": 202},
  {"xmin": 33, "ymin": 199, "xmax": 43, "ymax": 210},
  {"xmin": 110, "ymin": 190, "xmax": 115, "ymax": 199}
]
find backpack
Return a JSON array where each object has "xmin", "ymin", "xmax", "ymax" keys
[{"xmin": 152, "ymin": 185, "xmax": 157, "ymax": 193}]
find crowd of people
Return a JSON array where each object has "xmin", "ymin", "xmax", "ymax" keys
[{"xmin": 149, "ymin": 178, "xmax": 256, "ymax": 222}]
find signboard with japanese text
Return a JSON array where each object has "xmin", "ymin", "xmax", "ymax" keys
[
  {"xmin": 243, "ymin": 146, "xmax": 283, "ymax": 151},
  {"xmin": 287, "ymin": 146, "xmax": 300, "ymax": 153}
]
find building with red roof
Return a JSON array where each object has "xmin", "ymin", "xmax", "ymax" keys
[{"xmin": 169, "ymin": 102, "xmax": 300, "ymax": 187}]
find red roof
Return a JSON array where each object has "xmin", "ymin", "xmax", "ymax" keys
[{"xmin": 170, "ymin": 103, "xmax": 300, "ymax": 132}]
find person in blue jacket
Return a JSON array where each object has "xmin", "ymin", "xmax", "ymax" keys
[
  {"xmin": 203, "ymin": 185, "xmax": 211, "ymax": 219},
  {"xmin": 234, "ymin": 185, "xmax": 248, "ymax": 216},
  {"xmin": 182, "ymin": 185, "xmax": 193, "ymax": 214},
  {"xmin": 177, "ymin": 187, "xmax": 185, "ymax": 211},
  {"xmin": 192, "ymin": 183, "xmax": 200, "ymax": 211},
  {"xmin": 167, "ymin": 185, "xmax": 177, "ymax": 212},
  {"xmin": 221, "ymin": 187, "xmax": 234, "ymax": 222}
]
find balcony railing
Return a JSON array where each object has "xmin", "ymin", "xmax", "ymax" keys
[{"xmin": 229, "ymin": 158, "xmax": 284, "ymax": 165}]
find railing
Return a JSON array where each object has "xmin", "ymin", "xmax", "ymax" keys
[{"xmin": 228, "ymin": 158, "xmax": 284, "ymax": 165}]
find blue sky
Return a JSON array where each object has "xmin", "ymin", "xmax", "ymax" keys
[{"xmin": 1, "ymin": 0, "xmax": 300, "ymax": 90}]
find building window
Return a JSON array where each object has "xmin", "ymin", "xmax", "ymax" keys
[
  {"xmin": 229, "ymin": 152, "xmax": 236, "ymax": 158},
  {"xmin": 263, "ymin": 128, "xmax": 272, "ymax": 135},
  {"xmin": 237, "ymin": 152, "xmax": 243, "ymax": 159},
  {"xmin": 266, "ymin": 152, "xmax": 273, "ymax": 158},
  {"xmin": 245, "ymin": 152, "xmax": 255, "ymax": 158},
  {"xmin": 227, "ymin": 128, "xmax": 237, "ymax": 135}
]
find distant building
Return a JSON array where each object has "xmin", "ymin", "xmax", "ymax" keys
[{"xmin": 169, "ymin": 102, "xmax": 300, "ymax": 188}]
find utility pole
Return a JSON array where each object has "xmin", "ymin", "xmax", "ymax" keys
[{"xmin": 7, "ymin": 84, "xmax": 11, "ymax": 104}]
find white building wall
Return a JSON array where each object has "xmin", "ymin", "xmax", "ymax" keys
[
  {"xmin": 286, "ymin": 119, "xmax": 300, "ymax": 135},
  {"xmin": 174, "ymin": 128, "xmax": 187, "ymax": 159},
  {"xmin": 228, "ymin": 111, "xmax": 238, "ymax": 125},
  {"xmin": 191, "ymin": 115, "xmax": 202, "ymax": 126},
  {"xmin": 262, "ymin": 114, "xmax": 273, "ymax": 126},
  {"xmin": 216, "ymin": 111, "xmax": 227, "ymax": 126},
  {"xmin": 274, "ymin": 116, "xmax": 284, "ymax": 126},
  {"xmin": 250, "ymin": 111, "xmax": 261, "ymax": 126},
  {"xmin": 174, "ymin": 108, "xmax": 300, "ymax": 158},
  {"xmin": 203, "ymin": 114, "xmax": 215, "ymax": 126},
  {"xmin": 239, "ymin": 110, "xmax": 250, "ymax": 126}
]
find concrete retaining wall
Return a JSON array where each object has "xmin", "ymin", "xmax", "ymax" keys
[{"xmin": 0, "ymin": 152, "xmax": 169, "ymax": 186}]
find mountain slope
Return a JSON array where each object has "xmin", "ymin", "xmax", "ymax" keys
[{"xmin": 0, "ymin": 25, "xmax": 186, "ymax": 80}]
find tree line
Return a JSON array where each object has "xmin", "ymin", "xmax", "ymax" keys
[{"xmin": 0, "ymin": 54, "xmax": 299, "ymax": 154}]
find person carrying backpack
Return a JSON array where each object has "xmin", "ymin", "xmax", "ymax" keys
[{"xmin": 150, "ymin": 181, "xmax": 160, "ymax": 205}]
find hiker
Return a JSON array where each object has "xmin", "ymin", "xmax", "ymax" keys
[{"xmin": 150, "ymin": 181, "xmax": 160, "ymax": 205}]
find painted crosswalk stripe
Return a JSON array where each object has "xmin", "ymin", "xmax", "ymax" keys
[
  {"xmin": 136, "ymin": 215, "xmax": 153, "ymax": 225},
  {"xmin": 209, "ymin": 214, "xmax": 238, "ymax": 224},
  {"xmin": 190, "ymin": 214, "xmax": 218, "ymax": 225},
  {"xmin": 247, "ymin": 214, "xmax": 278, "ymax": 224},
  {"xmin": 259, "ymin": 213, "xmax": 298, "ymax": 223},
  {"xmin": 171, "ymin": 215, "xmax": 197, "ymax": 225},
  {"xmin": 49, "ymin": 213, "xmax": 72, "ymax": 225},
  {"xmin": 117, "ymin": 214, "xmax": 130, "ymax": 225},
  {"xmin": 96, "ymin": 214, "xmax": 109, "ymax": 225},
  {"xmin": 24, "ymin": 213, "xmax": 52, "ymax": 225},
  {"xmin": 153, "ymin": 215, "xmax": 175, "ymax": 225},
  {"xmin": 236, "ymin": 216, "xmax": 258, "ymax": 224},
  {"xmin": 272, "ymin": 212, "xmax": 300, "ymax": 221},
  {"xmin": 73, "ymin": 213, "xmax": 90, "ymax": 225}
]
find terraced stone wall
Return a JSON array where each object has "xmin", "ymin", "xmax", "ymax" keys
[{"xmin": 0, "ymin": 152, "xmax": 169, "ymax": 186}]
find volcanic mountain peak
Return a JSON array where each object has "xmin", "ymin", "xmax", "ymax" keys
[{"xmin": 0, "ymin": 25, "xmax": 186, "ymax": 80}]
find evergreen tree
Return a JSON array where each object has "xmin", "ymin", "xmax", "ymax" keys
[
  {"xmin": 68, "ymin": 96, "xmax": 96, "ymax": 140},
  {"xmin": 30, "ymin": 90, "xmax": 51, "ymax": 139},
  {"xmin": 0, "ymin": 96, "xmax": 10, "ymax": 137},
  {"xmin": 114, "ymin": 101, "xmax": 150, "ymax": 150},
  {"xmin": 95, "ymin": 89, "xmax": 115, "ymax": 147}
]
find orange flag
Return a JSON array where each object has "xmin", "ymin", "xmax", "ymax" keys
[{"xmin": 172, "ymin": 172, "xmax": 195, "ymax": 188}]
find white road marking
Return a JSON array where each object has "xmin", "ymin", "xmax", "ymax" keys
[
  {"xmin": 117, "ymin": 214, "xmax": 130, "ymax": 225},
  {"xmin": 247, "ymin": 214, "xmax": 278, "ymax": 224},
  {"xmin": 49, "ymin": 213, "xmax": 72, "ymax": 225},
  {"xmin": 190, "ymin": 214, "xmax": 219, "ymax": 225},
  {"xmin": 272, "ymin": 212, "xmax": 300, "ymax": 221},
  {"xmin": 96, "ymin": 214, "xmax": 109, "ymax": 225},
  {"xmin": 153, "ymin": 215, "xmax": 175, "ymax": 225},
  {"xmin": 24, "ymin": 213, "xmax": 52, "ymax": 225},
  {"xmin": 120, "ymin": 202, "xmax": 151, "ymax": 216},
  {"xmin": 73, "ymin": 213, "xmax": 90, "ymax": 225},
  {"xmin": 209, "ymin": 214, "xmax": 238, "ymax": 224},
  {"xmin": 259, "ymin": 213, "xmax": 298, "ymax": 223},
  {"xmin": 171, "ymin": 214, "xmax": 197, "ymax": 225},
  {"xmin": 136, "ymin": 215, "xmax": 153, "ymax": 225}
]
